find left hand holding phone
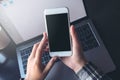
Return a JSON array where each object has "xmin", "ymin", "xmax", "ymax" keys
[{"xmin": 25, "ymin": 32, "xmax": 57, "ymax": 80}]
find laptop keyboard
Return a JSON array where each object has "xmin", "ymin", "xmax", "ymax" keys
[
  {"xmin": 20, "ymin": 46, "xmax": 51, "ymax": 74},
  {"xmin": 75, "ymin": 23, "xmax": 99, "ymax": 51}
]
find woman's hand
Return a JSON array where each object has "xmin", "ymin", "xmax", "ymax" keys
[
  {"xmin": 25, "ymin": 33, "xmax": 57, "ymax": 80},
  {"xmin": 61, "ymin": 25, "xmax": 87, "ymax": 73}
]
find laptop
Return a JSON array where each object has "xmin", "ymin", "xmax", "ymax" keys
[{"xmin": 0, "ymin": 0, "xmax": 115, "ymax": 79}]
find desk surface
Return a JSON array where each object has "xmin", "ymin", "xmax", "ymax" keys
[{"xmin": 0, "ymin": 0, "xmax": 120, "ymax": 80}]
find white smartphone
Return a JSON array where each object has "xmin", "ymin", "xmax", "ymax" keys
[{"xmin": 44, "ymin": 7, "xmax": 72, "ymax": 57}]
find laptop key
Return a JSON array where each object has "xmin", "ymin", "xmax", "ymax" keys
[{"xmin": 75, "ymin": 23, "xmax": 99, "ymax": 51}]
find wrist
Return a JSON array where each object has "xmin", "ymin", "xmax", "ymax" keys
[{"xmin": 75, "ymin": 58, "xmax": 88, "ymax": 73}]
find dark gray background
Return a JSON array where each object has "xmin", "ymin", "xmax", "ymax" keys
[
  {"xmin": 0, "ymin": 0, "xmax": 120, "ymax": 80},
  {"xmin": 83, "ymin": 0, "xmax": 120, "ymax": 79}
]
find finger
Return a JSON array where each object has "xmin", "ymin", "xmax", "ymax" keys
[
  {"xmin": 43, "ymin": 42, "xmax": 49, "ymax": 52},
  {"xmin": 70, "ymin": 25, "xmax": 83, "ymax": 55},
  {"xmin": 43, "ymin": 57, "xmax": 57, "ymax": 77},
  {"xmin": 35, "ymin": 32, "xmax": 47, "ymax": 62},
  {"xmin": 45, "ymin": 44, "xmax": 49, "ymax": 50},
  {"xmin": 29, "ymin": 43, "xmax": 39, "ymax": 58},
  {"xmin": 43, "ymin": 41, "xmax": 49, "ymax": 49},
  {"xmin": 70, "ymin": 25, "xmax": 80, "ymax": 45},
  {"xmin": 43, "ymin": 47, "xmax": 49, "ymax": 52}
]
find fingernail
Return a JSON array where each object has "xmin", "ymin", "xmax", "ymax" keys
[{"xmin": 42, "ymin": 33, "xmax": 46, "ymax": 40}]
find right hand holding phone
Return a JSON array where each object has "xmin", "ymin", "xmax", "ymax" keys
[{"xmin": 61, "ymin": 25, "xmax": 87, "ymax": 72}]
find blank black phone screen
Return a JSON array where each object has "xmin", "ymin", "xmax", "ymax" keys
[{"xmin": 46, "ymin": 13, "xmax": 71, "ymax": 52}]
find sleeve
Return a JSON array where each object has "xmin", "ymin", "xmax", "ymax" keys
[{"xmin": 76, "ymin": 62, "xmax": 112, "ymax": 80}]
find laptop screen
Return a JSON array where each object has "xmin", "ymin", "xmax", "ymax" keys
[{"xmin": 0, "ymin": 0, "xmax": 86, "ymax": 45}]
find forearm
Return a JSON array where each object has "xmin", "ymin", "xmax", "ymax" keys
[{"xmin": 76, "ymin": 62, "xmax": 112, "ymax": 80}]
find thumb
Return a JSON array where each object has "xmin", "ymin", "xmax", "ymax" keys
[
  {"xmin": 70, "ymin": 25, "xmax": 79, "ymax": 45},
  {"xmin": 43, "ymin": 57, "xmax": 57, "ymax": 77}
]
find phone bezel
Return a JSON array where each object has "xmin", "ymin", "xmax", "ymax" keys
[{"xmin": 44, "ymin": 7, "xmax": 72, "ymax": 57}]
